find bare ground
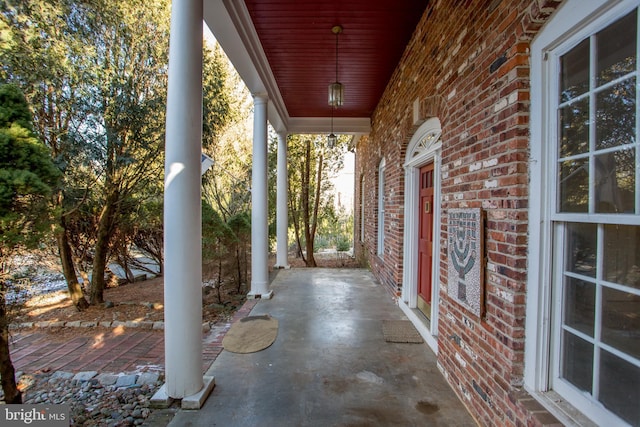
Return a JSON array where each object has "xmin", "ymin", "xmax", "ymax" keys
[{"xmin": 10, "ymin": 251, "xmax": 360, "ymax": 336}]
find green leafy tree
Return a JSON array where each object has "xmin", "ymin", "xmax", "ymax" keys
[
  {"xmin": 2, "ymin": 1, "xmax": 240, "ymax": 308},
  {"xmin": 286, "ymin": 134, "xmax": 345, "ymax": 266},
  {"xmin": 0, "ymin": 84, "xmax": 59, "ymax": 403},
  {"xmin": 202, "ymin": 202, "xmax": 234, "ymax": 302},
  {"xmin": 80, "ymin": 0, "xmax": 169, "ymax": 304},
  {"xmin": 201, "ymin": 42, "xmax": 252, "ymax": 289},
  {"xmin": 0, "ymin": 0, "xmax": 94, "ymax": 310},
  {"xmin": 227, "ymin": 211, "xmax": 250, "ymax": 291}
]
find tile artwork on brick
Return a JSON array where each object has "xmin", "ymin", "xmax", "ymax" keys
[{"xmin": 447, "ymin": 208, "xmax": 484, "ymax": 317}]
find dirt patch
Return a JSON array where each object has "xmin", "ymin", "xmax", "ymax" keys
[
  {"xmin": 287, "ymin": 251, "xmax": 360, "ymax": 269},
  {"xmin": 10, "ymin": 251, "xmax": 361, "ymax": 338},
  {"xmin": 12, "ymin": 276, "xmax": 245, "ymax": 330}
]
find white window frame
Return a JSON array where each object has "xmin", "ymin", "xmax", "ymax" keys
[
  {"xmin": 377, "ymin": 158, "xmax": 386, "ymax": 256},
  {"xmin": 527, "ymin": 1, "xmax": 640, "ymax": 426},
  {"xmin": 360, "ymin": 175, "xmax": 365, "ymax": 242}
]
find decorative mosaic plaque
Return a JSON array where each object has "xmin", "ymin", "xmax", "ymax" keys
[{"xmin": 447, "ymin": 208, "xmax": 484, "ymax": 317}]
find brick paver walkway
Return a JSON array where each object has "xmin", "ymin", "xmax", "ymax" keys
[{"xmin": 10, "ymin": 299, "xmax": 259, "ymax": 375}]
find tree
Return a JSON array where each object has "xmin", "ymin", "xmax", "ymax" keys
[
  {"xmin": 201, "ymin": 41, "xmax": 252, "ymax": 289},
  {"xmin": 0, "ymin": 84, "xmax": 59, "ymax": 403},
  {"xmin": 202, "ymin": 202, "xmax": 233, "ymax": 302},
  {"xmin": 0, "ymin": 0, "xmax": 95, "ymax": 310},
  {"xmin": 2, "ymin": 1, "xmax": 239, "ymax": 307},
  {"xmin": 81, "ymin": 0, "xmax": 170, "ymax": 304},
  {"xmin": 286, "ymin": 134, "xmax": 346, "ymax": 266}
]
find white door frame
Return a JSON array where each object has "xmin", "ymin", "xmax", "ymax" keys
[{"xmin": 399, "ymin": 118, "xmax": 442, "ymax": 354}]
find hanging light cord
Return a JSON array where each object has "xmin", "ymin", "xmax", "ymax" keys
[{"xmin": 335, "ymin": 28, "xmax": 339, "ymax": 84}]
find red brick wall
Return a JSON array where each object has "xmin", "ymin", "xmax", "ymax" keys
[{"xmin": 354, "ymin": 1, "xmax": 564, "ymax": 425}]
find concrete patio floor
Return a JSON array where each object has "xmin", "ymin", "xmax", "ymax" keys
[{"xmin": 169, "ymin": 268, "xmax": 477, "ymax": 427}]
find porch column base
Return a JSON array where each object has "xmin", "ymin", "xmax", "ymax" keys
[
  {"xmin": 182, "ymin": 376, "xmax": 215, "ymax": 409},
  {"xmin": 247, "ymin": 290, "xmax": 274, "ymax": 300},
  {"xmin": 151, "ymin": 376, "xmax": 216, "ymax": 410},
  {"xmin": 150, "ymin": 385, "xmax": 173, "ymax": 409},
  {"xmin": 273, "ymin": 264, "xmax": 290, "ymax": 270}
]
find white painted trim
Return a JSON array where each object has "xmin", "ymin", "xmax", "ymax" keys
[
  {"xmin": 164, "ymin": 0, "xmax": 205, "ymax": 399},
  {"xmin": 527, "ymin": 1, "xmax": 637, "ymax": 426},
  {"xmin": 377, "ymin": 158, "xmax": 386, "ymax": 256},
  {"xmin": 288, "ymin": 117, "xmax": 371, "ymax": 134},
  {"xmin": 275, "ymin": 132, "xmax": 290, "ymax": 269},
  {"xmin": 399, "ymin": 301, "xmax": 438, "ymax": 354},
  {"xmin": 401, "ymin": 118, "xmax": 442, "ymax": 343},
  {"xmin": 360, "ymin": 176, "xmax": 365, "ymax": 243},
  {"xmin": 250, "ymin": 95, "xmax": 270, "ymax": 296},
  {"xmin": 204, "ymin": 0, "xmax": 286, "ymax": 132}
]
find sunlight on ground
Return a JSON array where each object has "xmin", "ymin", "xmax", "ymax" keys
[
  {"xmin": 23, "ymin": 291, "xmax": 71, "ymax": 318},
  {"xmin": 92, "ymin": 333, "xmax": 105, "ymax": 349},
  {"xmin": 113, "ymin": 325, "xmax": 125, "ymax": 335}
]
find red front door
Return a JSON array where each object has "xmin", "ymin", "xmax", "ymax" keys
[{"xmin": 417, "ymin": 163, "xmax": 434, "ymax": 318}]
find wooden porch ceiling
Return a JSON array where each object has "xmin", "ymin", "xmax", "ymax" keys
[
  {"xmin": 205, "ymin": 1, "xmax": 427, "ymax": 133},
  {"xmin": 243, "ymin": 0, "xmax": 427, "ymax": 120}
]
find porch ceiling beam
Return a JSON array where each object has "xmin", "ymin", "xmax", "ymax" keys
[
  {"xmin": 204, "ymin": 0, "xmax": 288, "ymax": 132},
  {"xmin": 288, "ymin": 117, "xmax": 371, "ymax": 135}
]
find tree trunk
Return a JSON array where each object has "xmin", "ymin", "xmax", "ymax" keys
[
  {"xmin": 0, "ymin": 282, "xmax": 22, "ymax": 404},
  {"xmin": 216, "ymin": 253, "xmax": 223, "ymax": 304},
  {"xmin": 302, "ymin": 139, "xmax": 316, "ymax": 267},
  {"xmin": 56, "ymin": 217, "xmax": 89, "ymax": 311},
  {"xmin": 235, "ymin": 247, "xmax": 242, "ymax": 292},
  {"xmin": 243, "ymin": 242, "xmax": 248, "ymax": 289},
  {"xmin": 90, "ymin": 191, "xmax": 119, "ymax": 305},
  {"xmin": 288, "ymin": 178, "xmax": 305, "ymax": 263},
  {"xmin": 310, "ymin": 153, "xmax": 323, "ymax": 251}
]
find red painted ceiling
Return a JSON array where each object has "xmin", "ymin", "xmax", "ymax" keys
[{"xmin": 243, "ymin": 0, "xmax": 428, "ymax": 119}]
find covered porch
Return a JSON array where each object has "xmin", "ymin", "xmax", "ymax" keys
[
  {"xmin": 168, "ymin": 268, "xmax": 475, "ymax": 426},
  {"xmin": 162, "ymin": 0, "xmax": 434, "ymax": 404}
]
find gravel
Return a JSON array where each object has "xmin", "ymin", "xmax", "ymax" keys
[{"xmin": 6, "ymin": 371, "xmax": 168, "ymax": 427}]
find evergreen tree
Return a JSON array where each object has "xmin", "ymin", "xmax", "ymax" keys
[{"xmin": 0, "ymin": 84, "xmax": 59, "ymax": 404}]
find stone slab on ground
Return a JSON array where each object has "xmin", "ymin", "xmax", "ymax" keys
[
  {"xmin": 96, "ymin": 373, "xmax": 119, "ymax": 386},
  {"xmin": 49, "ymin": 371, "xmax": 74, "ymax": 381},
  {"xmin": 137, "ymin": 372, "xmax": 160, "ymax": 386},
  {"xmin": 72, "ymin": 371, "xmax": 98, "ymax": 383},
  {"xmin": 115, "ymin": 374, "xmax": 138, "ymax": 388}
]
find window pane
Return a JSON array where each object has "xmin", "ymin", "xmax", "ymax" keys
[
  {"xmin": 559, "ymin": 158, "xmax": 589, "ymax": 213},
  {"xmin": 595, "ymin": 79, "xmax": 636, "ymax": 151},
  {"xmin": 562, "ymin": 331, "xmax": 593, "ymax": 393},
  {"xmin": 565, "ymin": 222, "xmax": 597, "ymax": 277},
  {"xmin": 564, "ymin": 277, "xmax": 595, "ymax": 336},
  {"xmin": 596, "ymin": 10, "xmax": 637, "ymax": 87},
  {"xmin": 560, "ymin": 98, "xmax": 590, "ymax": 158},
  {"xmin": 595, "ymin": 150, "xmax": 636, "ymax": 214},
  {"xmin": 560, "ymin": 39, "xmax": 590, "ymax": 103},
  {"xmin": 602, "ymin": 286, "xmax": 640, "ymax": 359},
  {"xmin": 599, "ymin": 349, "xmax": 640, "ymax": 426},
  {"xmin": 603, "ymin": 224, "xmax": 640, "ymax": 289}
]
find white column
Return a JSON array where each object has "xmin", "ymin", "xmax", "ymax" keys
[
  {"xmin": 163, "ymin": 0, "xmax": 203, "ymax": 399},
  {"xmin": 275, "ymin": 132, "xmax": 290, "ymax": 269},
  {"xmin": 249, "ymin": 95, "xmax": 273, "ymax": 299}
]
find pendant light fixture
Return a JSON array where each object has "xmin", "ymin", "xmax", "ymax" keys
[
  {"xmin": 328, "ymin": 107, "xmax": 337, "ymax": 148},
  {"xmin": 328, "ymin": 25, "xmax": 343, "ymax": 107},
  {"xmin": 327, "ymin": 25, "xmax": 342, "ymax": 148}
]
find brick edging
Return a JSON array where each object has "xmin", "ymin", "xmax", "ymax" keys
[{"xmin": 9, "ymin": 299, "xmax": 260, "ymax": 332}]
